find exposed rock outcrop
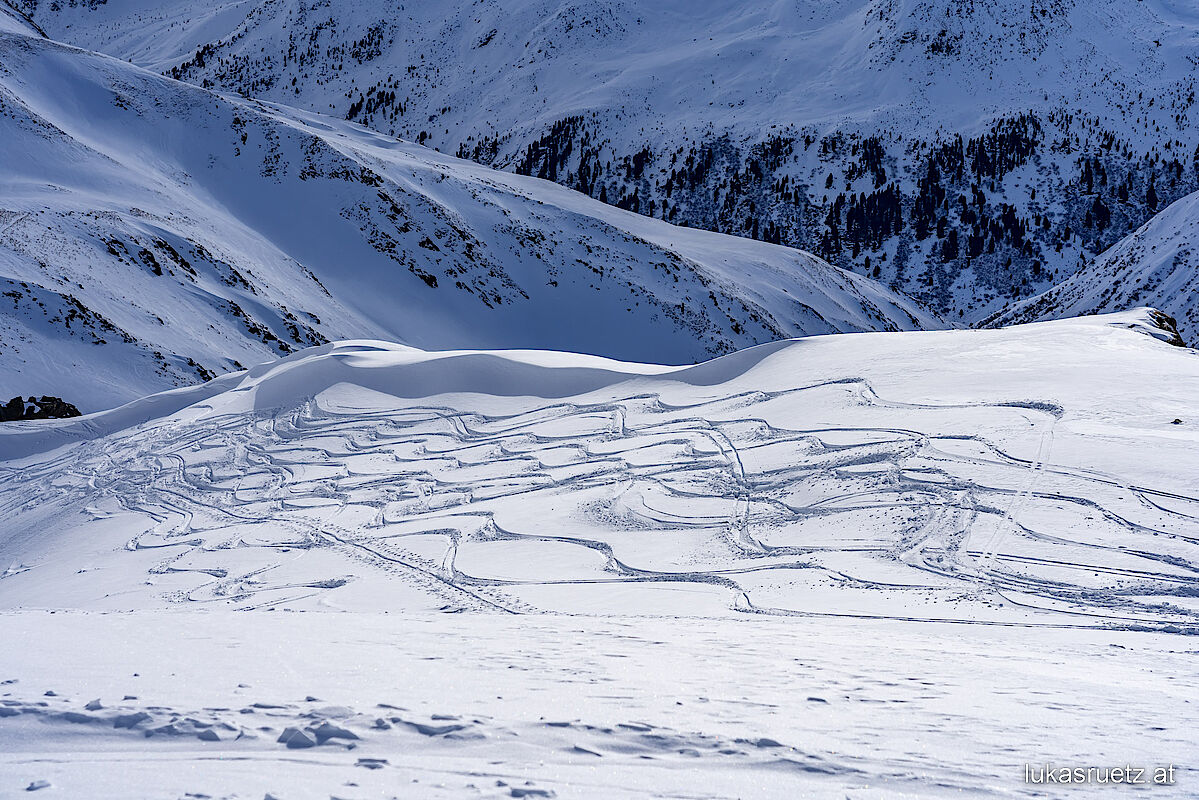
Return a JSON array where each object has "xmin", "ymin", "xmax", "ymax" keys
[{"xmin": 0, "ymin": 395, "xmax": 82, "ymax": 421}]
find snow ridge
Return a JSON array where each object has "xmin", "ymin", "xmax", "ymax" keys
[{"xmin": 0, "ymin": 26, "xmax": 935, "ymax": 410}]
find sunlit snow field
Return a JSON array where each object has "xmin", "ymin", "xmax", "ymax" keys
[{"xmin": 1, "ymin": 311, "xmax": 1197, "ymax": 798}]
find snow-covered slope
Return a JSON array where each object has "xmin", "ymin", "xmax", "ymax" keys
[
  {"xmin": 1, "ymin": 612, "xmax": 1194, "ymax": 798},
  {"xmin": 2, "ymin": 311, "xmax": 1196, "ymax": 797},
  {"xmin": 0, "ymin": 0, "xmax": 41, "ymax": 36},
  {"xmin": 26, "ymin": 0, "xmax": 1197, "ymax": 152},
  {"xmin": 21, "ymin": 0, "xmax": 1199, "ymax": 320},
  {"xmin": 0, "ymin": 27, "xmax": 935, "ymax": 411},
  {"xmin": 3, "ymin": 309, "xmax": 1196, "ymax": 626},
  {"xmin": 988, "ymin": 189, "xmax": 1199, "ymax": 345}
]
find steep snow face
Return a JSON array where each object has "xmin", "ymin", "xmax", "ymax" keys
[
  {"xmin": 0, "ymin": 28, "xmax": 935, "ymax": 411},
  {"xmin": 988, "ymin": 189, "xmax": 1199, "ymax": 346},
  {"xmin": 21, "ymin": 0, "xmax": 1199, "ymax": 320},
  {"xmin": 3, "ymin": 310, "xmax": 1196, "ymax": 629}
]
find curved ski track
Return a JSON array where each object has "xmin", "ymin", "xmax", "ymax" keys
[{"xmin": 2, "ymin": 377, "xmax": 1197, "ymax": 631}]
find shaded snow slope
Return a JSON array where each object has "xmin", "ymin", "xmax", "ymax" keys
[
  {"xmin": 0, "ymin": 28, "xmax": 935, "ymax": 411},
  {"xmin": 21, "ymin": 0, "xmax": 1199, "ymax": 320},
  {"xmin": 3, "ymin": 310, "xmax": 1196, "ymax": 630},
  {"xmin": 988, "ymin": 189, "xmax": 1199, "ymax": 346}
]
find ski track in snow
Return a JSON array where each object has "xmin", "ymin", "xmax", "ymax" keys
[{"xmin": 4, "ymin": 374, "xmax": 1196, "ymax": 630}]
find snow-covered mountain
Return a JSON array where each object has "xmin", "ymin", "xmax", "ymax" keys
[
  {"xmin": 21, "ymin": 0, "xmax": 1199, "ymax": 321},
  {"xmin": 1, "ymin": 310, "xmax": 1196, "ymax": 795},
  {"xmin": 988, "ymin": 188, "xmax": 1199, "ymax": 345},
  {"xmin": 3, "ymin": 8, "xmax": 1197, "ymax": 797},
  {"xmin": 0, "ymin": 25, "xmax": 935, "ymax": 411}
]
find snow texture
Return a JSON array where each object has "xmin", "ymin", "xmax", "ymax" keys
[{"xmin": 1, "ymin": 310, "xmax": 1197, "ymax": 797}]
